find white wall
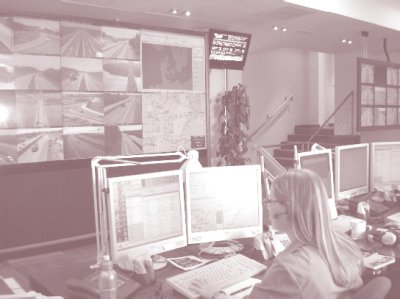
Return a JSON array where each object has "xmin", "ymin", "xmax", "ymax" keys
[
  {"xmin": 308, "ymin": 52, "xmax": 320, "ymax": 124},
  {"xmin": 308, "ymin": 52, "xmax": 336, "ymax": 126},
  {"xmin": 243, "ymin": 47, "xmax": 310, "ymax": 163},
  {"xmin": 318, "ymin": 52, "xmax": 335, "ymax": 124}
]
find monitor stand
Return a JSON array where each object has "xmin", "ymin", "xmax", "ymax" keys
[
  {"xmin": 117, "ymin": 254, "xmax": 168, "ymax": 273},
  {"xmin": 151, "ymin": 254, "xmax": 168, "ymax": 270},
  {"xmin": 198, "ymin": 240, "xmax": 243, "ymax": 256}
]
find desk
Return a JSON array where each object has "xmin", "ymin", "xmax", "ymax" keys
[
  {"xmin": 6, "ymin": 215, "xmax": 400, "ymax": 299},
  {"xmin": 350, "ymin": 205, "xmax": 400, "ymax": 299},
  {"xmin": 7, "ymin": 239, "xmax": 262, "ymax": 299}
]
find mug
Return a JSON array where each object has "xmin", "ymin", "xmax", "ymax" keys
[{"xmin": 351, "ymin": 218, "xmax": 367, "ymax": 240}]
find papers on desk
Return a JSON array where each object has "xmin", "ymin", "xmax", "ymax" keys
[
  {"xmin": 0, "ymin": 276, "xmax": 63, "ymax": 298},
  {"xmin": 0, "ymin": 291, "xmax": 63, "ymax": 298},
  {"xmin": 362, "ymin": 252, "xmax": 395, "ymax": 271},
  {"xmin": 167, "ymin": 255, "xmax": 210, "ymax": 271},
  {"xmin": 218, "ymin": 278, "xmax": 260, "ymax": 299}
]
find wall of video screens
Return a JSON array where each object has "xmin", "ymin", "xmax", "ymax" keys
[{"xmin": 0, "ymin": 16, "xmax": 207, "ymax": 164}]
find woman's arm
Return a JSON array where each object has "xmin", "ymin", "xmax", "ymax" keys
[{"xmin": 248, "ymin": 261, "xmax": 301, "ymax": 299}]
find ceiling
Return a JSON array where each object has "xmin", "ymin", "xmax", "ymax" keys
[{"xmin": 1, "ymin": 0, "xmax": 400, "ymax": 55}]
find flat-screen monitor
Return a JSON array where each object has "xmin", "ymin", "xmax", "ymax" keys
[
  {"xmin": 185, "ymin": 165, "xmax": 263, "ymax": 244},
  {"xmin": 370, "ymin": 142, "xmax": 400, "ymax": 192},
  {"xmin": 335, "ymin": 143, "xmax": 369, "ymax": 200},
  {"xmin": 107, "ymin": 170, "xmax": 187, "ymax": 262},
  {"xmin": 208, "ymin": 29, "xmax": 251, "ymax": 70},
  {"xmin": 298, "ymin": 149, "xmax": 337, "ymax": 219}
]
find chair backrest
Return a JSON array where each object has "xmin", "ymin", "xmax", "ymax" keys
[{"xmin": 352, "ymin": 276, "xmax": 391, "ymax": 299}]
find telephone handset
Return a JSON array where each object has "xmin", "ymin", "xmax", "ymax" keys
[
  {"xmin": 65, "ymin": 269, "xmax": 142, "ymax": 299},
  {"xmin": 254, "ymin": 228, "xmax": 291, "ymax": 260},
  {"xmin": 270, "ymin": 231, "xmax": 291, "ymax": 255}
]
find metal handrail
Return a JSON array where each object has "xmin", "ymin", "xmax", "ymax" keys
[
  {"xmin": 249, "ymin": 95, "xmax": 293, "ymax": 141},
  {"xmin": 306, "ymin": 90, "xmax": 354, "ymax": 150},
  {"xmin": 255, "ymin": 145, "xmax": 287, "ymax": 181}
]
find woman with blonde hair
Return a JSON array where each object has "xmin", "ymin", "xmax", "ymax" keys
[
  {"xmin": 191, "ymin": 168, "xmax": 364, "ymax": 299},
  {"xmin": 248, "ymin": 168, "xmax": 363, "ymax": 298}
]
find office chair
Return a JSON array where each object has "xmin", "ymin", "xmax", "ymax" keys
[{"xmin": 352, "ymin": 276, "xmax": 391, "ymax": 299}]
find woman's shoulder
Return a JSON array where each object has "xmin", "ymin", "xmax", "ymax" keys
[{"xmin": 275, "ymin": 243, "xmax": 327, "ymax": 272}]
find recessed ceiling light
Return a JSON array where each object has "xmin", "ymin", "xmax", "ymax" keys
[
  {"xmin": 171, "ymin": 8, "xmax": 178, "ymax": 15},
  {"xmin": 341, "ymin": 39, "xmax": 352, "ymax": 45},
  {"xmin": 185, "ymin": 10, "xmax": 191, "ymax": 17},
  {"xmin": 273, "ymin": 25, "xmax": 279, "ymax": 31},
  {"xmin": 282, "ymin": 27, "xmax": 287, "ymax": 32}
]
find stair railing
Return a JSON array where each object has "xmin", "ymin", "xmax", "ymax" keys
[
  {"xmin": 306, "ymin": 90, "xmax": 354, "ymax": 151},
  {"xmin": 255, "ymin": 145, "xmax": 287, "ymax": 183},
  {"xmin": 249, "ymin": 95, "xmax": 293, "ymax": 141}
]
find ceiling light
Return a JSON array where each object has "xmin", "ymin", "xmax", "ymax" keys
[
  {"xmin": 282, "ymin": 27, "xmax": 287, "ymax": 32},
  {"xmin": 273, "ymin": 25, "xmax": 279, "ymax": 31},
  {"xmin": 185, "ymin": 10, "xmax": 191, "ymax": 17},
  {"xmin": 341, "ymin": 39, "xmax": 353, "ymax": 45},
  {"xmin": 171, "ymin": 8, "xmax": 178, "ymax": 15}
]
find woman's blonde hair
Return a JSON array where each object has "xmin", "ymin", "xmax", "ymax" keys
[{"xmin": 271, "ymin": 168, "xmax": 363, "ymax": 287}]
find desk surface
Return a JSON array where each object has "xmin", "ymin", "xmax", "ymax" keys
[
  {"xmin": 6, "ymin": 204, "xmax": 400, "ymax": 299},
  {"xmin": 7, "ymin": 239, "xmax": 262, "ymax": 299}
]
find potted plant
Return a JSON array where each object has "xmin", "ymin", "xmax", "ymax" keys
[{"xmin": 216, "ymin": 83, "xmax": 251, "ymax": 166}]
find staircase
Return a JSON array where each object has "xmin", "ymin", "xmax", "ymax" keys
[{"xmin": 273, "ymin": 124, "xmax": 361, "ymax": 168}]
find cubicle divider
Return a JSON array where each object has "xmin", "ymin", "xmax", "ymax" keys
[{"xmin": 0, "ymin": 149, "xmax": 208, "ymax": 260}]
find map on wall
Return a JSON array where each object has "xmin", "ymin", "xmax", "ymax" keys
[
  {"xmin": 142, "ymin": 92, "xmax": 206, "ymax": 152},
  {"xmin": 142, "ymin": 43, "xmax": 193, "ymax": 90},
  {"xmin": 140, "ymin": 30, "xmax": 206, "ymax": 153}
]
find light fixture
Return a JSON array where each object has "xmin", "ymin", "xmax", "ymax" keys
[
  {"xmin": 171, "ymin": 8, "xmax": 178, "ymax": 15},
  {"xmin": 185, "ymin": 10, "xmax": 191, "ymax": 17},
  {"xmin": 341, "ymin": 39, "xmax": 347, "ymax": 43},
  {"xmin": 273, "ymin": 25, "xmax": 287, "ymax": 32},
  {"xmin": 348, "ymin": 40, "xmax": 352, "ymax": 44},
  {"xmin": 341, "ymin": 39, "xmax": 352, "ymax": 45}
]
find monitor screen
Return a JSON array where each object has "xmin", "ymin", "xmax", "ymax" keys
[
  {"xmin": 370, "ymin": 142, "xmax": 400, "ymax": 192},
  {"xmin": 335, "ymin": 143, "xmax": 369, "ymax": 200},
  {"xmin": 298, "ymin": 149, "xmax": 337, "ymax": 219},
  {"xmin": 208, "ymin": 29, "xmax": 251, "ymax": 70},
  {"xmin": 107, "ymin": 170, "xmax": 186, "ymax": 262},
  {"xmin": 185, "ymin": 165, "xmax": 263, "ymax": 244}
]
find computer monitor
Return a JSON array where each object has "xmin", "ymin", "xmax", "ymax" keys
[
  {"xmin": 107, "ymin": 170, "xmax": 187, "ymax": 263},
  {"xmin": 297, "ymin": 149, "xmax": 337, "ymax": 219},
  {"xmin": 335, "ymin": 143, "xmax": 370, "ymax": 200},
  {"xmin": 370, "ymin": 142, "xmax": 400, "ymax": 192},
  {"xmin": 185, "ymin": 165, "xmax": 263, "ymax": 245}
]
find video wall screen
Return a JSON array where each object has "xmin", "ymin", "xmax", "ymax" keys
[{"xmin": 0, "ymin": 17, "xmax": 207, "ymax": 164}]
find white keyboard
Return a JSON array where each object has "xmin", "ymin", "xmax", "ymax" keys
[{"xmin": 166, "ymin": 254, "xmax": 267, "ymax": 299}]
